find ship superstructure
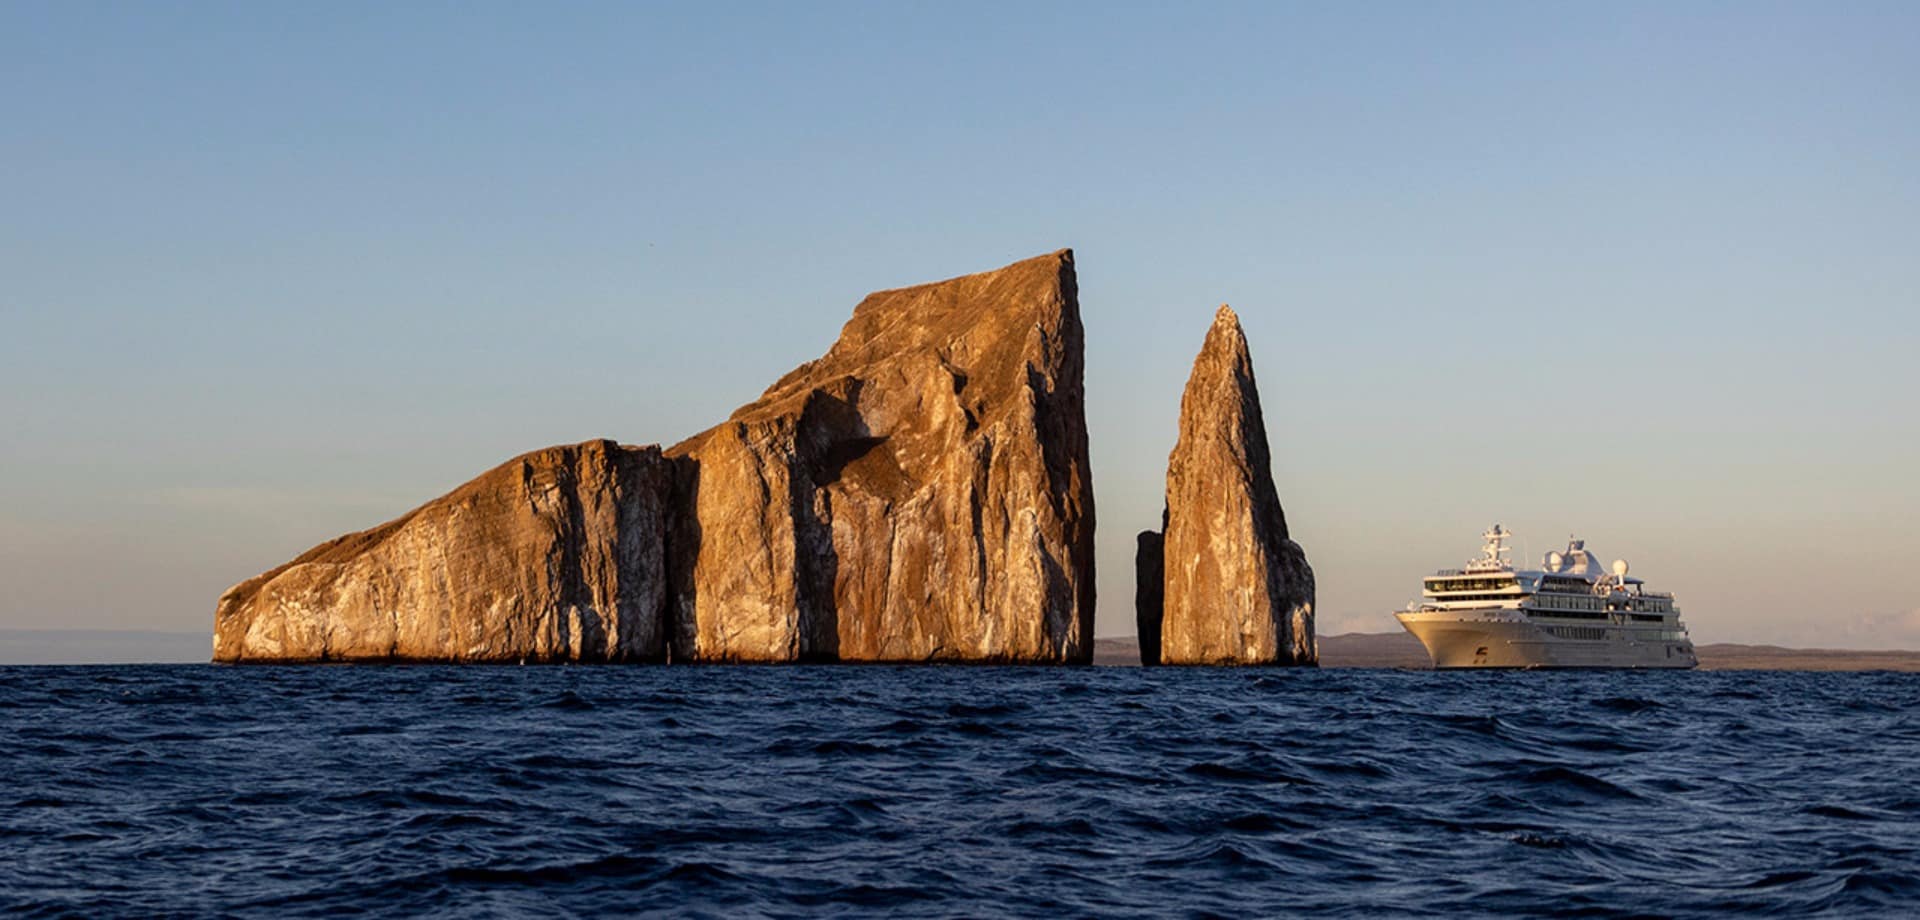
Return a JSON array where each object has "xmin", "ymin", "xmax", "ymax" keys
[{"xmin": 1394, "ymin": 525, "xmax": 1697, "ymax": 668}]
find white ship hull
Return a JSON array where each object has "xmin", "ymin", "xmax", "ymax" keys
[{"xmin": 1396, "ymin": 609, "xmax": 1698, "ymax": 669}]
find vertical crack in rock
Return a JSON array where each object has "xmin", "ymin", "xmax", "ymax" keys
[{"xmin": 1150, "ymin": 305, "xmax": 1316, "ymax": 666}]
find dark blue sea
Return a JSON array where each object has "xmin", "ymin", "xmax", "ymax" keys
[{"xmin": 2, "ymin": 666, "xmax": 1916, "ymax": 918}]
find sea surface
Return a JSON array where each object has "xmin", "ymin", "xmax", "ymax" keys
[{"xmin": 2, "ymin": 666, "xmax": 1915, "ymax": 918}]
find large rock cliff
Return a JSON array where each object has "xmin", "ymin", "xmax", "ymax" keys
[
  {"xmin": 213, "ymin": 251, "xmax": 1095, "ymax": 663},
  {"xmin": 666, "ymin": 250, "xmax": 1095, "ymax": 663},
  {"xmin": 1137, "ymin": 306, "xmax": 1316, "ymax": 666}
]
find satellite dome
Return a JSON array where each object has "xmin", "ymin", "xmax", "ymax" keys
[{"xmin": 1612, "ymin": 559, "xmax": 1630, "ymax": 577}]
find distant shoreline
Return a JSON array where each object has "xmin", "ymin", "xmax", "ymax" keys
[
  {"xmin": 0, "ymin": 630, "xmax": 212, "ymax": 666},
  {"xmin": 1095, "ymin": 633, "xmax": 1920, "ymax": 671},
  {"xmin": 5, "ymin": 630, "xmax": 1917, "ymax": 670}
]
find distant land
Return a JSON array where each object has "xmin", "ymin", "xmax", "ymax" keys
[
  {"xmin": 5, "ymin": 630, "xmax": 1918, "ymax": 670},
  {"xmin": 0, "ymin": 630, "xmax": 210, "ymax": 665},
  {"xmin": 1093, "ymin": 633, "xmax": 1920, "ymax": 672}
]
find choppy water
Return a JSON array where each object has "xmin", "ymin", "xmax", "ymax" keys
[{"xmin": 2, "ymin": 666, "xmax": 1916, "ymax": 917}]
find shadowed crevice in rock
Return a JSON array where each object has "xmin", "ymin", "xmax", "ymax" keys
[
  {"xmin": 794, "ymin": 387, "xmax": 867, "ymax": 662},
  {"xmin": 1151, "ymin": 305, "xmax": 1316, "ymax": 666},
  {"xmin": 664, "ymin": 454, "xmax": 701, "ymax": 663}
]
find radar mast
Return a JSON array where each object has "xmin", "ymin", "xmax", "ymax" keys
[{"xmin": 1468, "ymin": 524, "xmax": 1515, "ymax": 572}]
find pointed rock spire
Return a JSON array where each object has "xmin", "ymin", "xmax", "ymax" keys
[{"xmin": 1140, "ymin": 304, "xmax": 1316, "ymax": 665}]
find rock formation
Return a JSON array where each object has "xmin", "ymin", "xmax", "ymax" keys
[
  {"xmin": 666, "ymin": 250, "xmax": 1095, "ymax": 663},
  {"xmin": 1134, "ymin": 527, "xmax": 1164, "ymax": 666},
  {"xmin": 213, "ymin": 440, "xmax": 674, "ymax": 662},
  {"xmin": 1137, "ymin": 305, "xmax": 1316, "ymax": 666},
  {"xmin": 213, "ymin": 250, "xmax": 1096, "ymax": 664}
]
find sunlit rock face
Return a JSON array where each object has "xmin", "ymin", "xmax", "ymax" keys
[
  {"xmin": 1139, "ymin": 305, "xmax": 1316, "ymax": 666},
  {"xmin": 665, "ymin": 250, "xmax": 1095, "ymax": 663},
  {"xmin": 213, "ymin": 440, "xmax": 674, "ymax": 663},
  {"xmin": 213, "ymin": 251, "xmax": 1096, "ymax": 664}
]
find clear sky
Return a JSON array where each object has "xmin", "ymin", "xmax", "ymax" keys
[{"xmin": 3, "ymin": 2, "xmax": 1916, "ymax": 650}]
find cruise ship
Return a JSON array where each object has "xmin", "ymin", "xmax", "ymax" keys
[{"xmin": 1395, "ymin": 525, "xmax": 1697, "ymax": 669}]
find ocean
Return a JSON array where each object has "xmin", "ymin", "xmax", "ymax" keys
[{"xmin": 2, "ymin": 666, "xmax": 1915, "ymax": 917}]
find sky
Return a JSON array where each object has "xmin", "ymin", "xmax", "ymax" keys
[{"xmin": 2, "ymin": 2, "xmax": 1916, "ymax": 653}]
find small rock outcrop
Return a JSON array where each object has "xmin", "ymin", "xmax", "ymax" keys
[
  {"xmin": 213, "ymin": 251, "xmax": 1096, "ymax": 664},
  {"xmin": 1134, "ymin": 527, "xmax": 1164, "ymax": 666},
  {"xmin": 1137, "ymin": 306, "xmax": 1316, "ymax": 666}
]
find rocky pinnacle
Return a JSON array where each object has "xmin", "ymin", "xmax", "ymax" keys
[{"xmin": 1140, "ymin": 305, "xmax": 1316, "ymax": 666}]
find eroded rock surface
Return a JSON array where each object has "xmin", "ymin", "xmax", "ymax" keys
[
  {"xmin": 213, "ymin": 251, "xmax": 1096, "ymax": 664},
  {"xmin": 1139, "ymin": 305, "xmax": 1315, "ymax": 666}
]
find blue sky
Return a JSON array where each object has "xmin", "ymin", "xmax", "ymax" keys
[{"xmin": 3, "ymin": 2, "xmax": 1916, "ymax": 648}]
